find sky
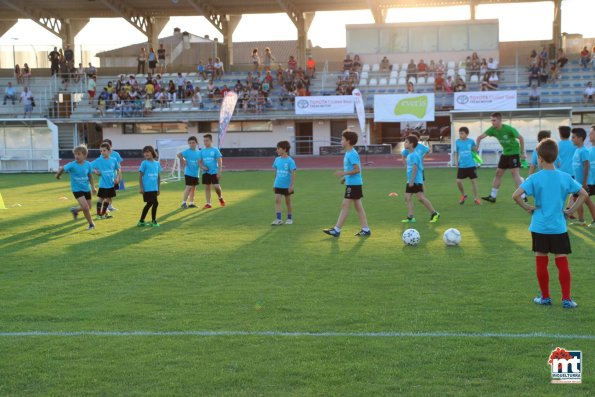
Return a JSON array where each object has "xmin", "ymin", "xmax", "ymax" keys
[{"xmin": 0, "ymin": 0, "xmax": 592, "ymax": 51}]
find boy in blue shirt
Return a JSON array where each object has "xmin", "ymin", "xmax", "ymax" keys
[
  {"xmin": 557, "ymin": 126, "xmax": 575, "ymax": 176},
  {"xmin": 271, "ymin": 140, "xmax": 296, "ymax": 225},
  {"xmin": 513, "ymin": 138, "xmax": 587, "ymax": 308},
  {"xmin": 401, "ymin": 131, "xmax": 430, "ymax": 181},
  {"xmin": 571, "ymin": 128, "xmax": 595, "ymax": 225},
  {"xmin": 177, "ymin": 136, "xmax": 201, "ymax": 208},
  {"xmin": 138, "ymin": 145, "xmax": 161, "ymax": 227},
  {"xmin": 528, "ymin": 130, "xmax": 553, "ymax": 176},
  {"xmin": 454, "ymin": 127, "xmax": 480, "ymax": 205},
  {"xmin": 102, "ymin": 139, "xmax": 124, "ymax": 211},
  {"xmin": 55, "ymin": 145, "xmax": 96, "ymax": 230},
  {"xmin": 589, "ymin": 126, "xmax": 595, "ymax": 227},
  {"xmin": 323, "ymin": 130, "xmax": 371, "ymax": 237},
  {"xmin": 92, "ymin": 142, "xmax": 121, "ymax": 219},
  {"xmin": 199, "ymin": 134, "xmax": 225, "ymax": 209},
  {"xmin": 402, "ymin": 135, "xmax": 440, "ymax": 223}
]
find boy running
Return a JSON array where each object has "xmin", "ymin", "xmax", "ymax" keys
[
  {"xmin": 476, "ymin": 112, "xmax": 526, "ymax": 203},
  {"xmin": 271, "ymin": 140, "xmax": 296, "ymax": 225},
  {"xmin": 55, "ymin": 145, "xmax": 96, "ymax": 230},
  {"xmin": 453, "ymin": 127, "xmax": 480, "ymax": 205},
  {"xmin": 512, "ymin": 138, "xmax": 587, "ymax": 308},
  {"xmin": 138, "ymin": 145, "xmax": 161, "ymax": 227},
  {"xmin": 92, "ymin": 142, "xmax": 121, "ymax": 219},
  {"xmin": 102, "ymin": 139, "xmax": 124, "ymax": 211},
  {"xmin": 402, "ymin": 135, "xmax": 440, "ymax": 223},
  {"xmin": 323, "ymin": 130, "xmax": 371, "ymax": 237},
  {"xmin": 177, "ymin": 136, "xmax": 201, "ymax": 208},
  {"xmin": 198, "ymin": 134, "xmax": 225, "ymax": 208}
]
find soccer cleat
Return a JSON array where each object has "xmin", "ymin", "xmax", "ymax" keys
[
  {"xmin": 474, "ymin": 199, "xmax": 481, "ymax": 205},
  {"xmin": 219, "ymin": 198, "xmax": 226, "ymax": 207},
  {"xmin": 86, "ymin": 224, "xmax": 95, "ymax": 231},
  {"xmin": 137, "ymin": 221, "xmax": 146, "ymax": 227},
  {"xmin": 95, "ymin": 214, "xmax": 104, "ymax": 220},
  {"xmin": 103, "ymin": 214, "xmax": 113, "ymax": 219},
  {"xmin": 481, "ymin": 195, "xmax": 496, "ymax": 203},
  {"xmin": 108, "ymin": 205, "xmax": 118, "ymax": 211},
  {"xmin": 188, "ymin": 204, "xmax": 197, "ymax": 208},
  {"xmin": 459, "ymin": 194, "xmax": 468, "ymax": 205},
  {"xmin": 271, "ymin": 219, "xmax": 284, "ymax": 226},
  {"xmin": 203, "ymin": 203, "xmax": 212, "ymax": 209},
  {"xmin": 70, "ymin": 207, "xmax": 79, "ymax": 219},
  {"xmin": 533, "ymin": 296, "xmax": 552, "ymax": 305},
  {"xmin": 151, "ymin": 221, "xmax": 160, "ymax": 227},
  {"xmin": 588, "ymin": 221, "xmax": 595, "ymax": 228},
  {"xmin": 570, "ymin": 220, "xmax": 586, "ymax": 226},
  {"xmin": 323, "ymin": 228, "xmax": 340, "ymax": 237},
  {"xmin": 285, "ymin": 219, "xmax": 293, "ymax": 225},
  {"xmin": 429, "ymin": 212, "xmax": 440, "ymax": 223},
  {"xmin": 180, "ymin": 203, "xmax": 188, "ymax": 209},
  {"xmin": 562, "ymin": 299, "xmax": 578, "ymax": 309},
  {"xmin": 354, "ymin": 229, "xmax": 371, "ymax": 237},
  {"xmin": 401, "ymin": 217, "xmax": 416, "ymax": 223}
]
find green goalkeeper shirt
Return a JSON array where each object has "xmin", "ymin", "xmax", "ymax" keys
[{"xmin": 484, "ymin": 124, "xmax": 521, "ymax": 155}]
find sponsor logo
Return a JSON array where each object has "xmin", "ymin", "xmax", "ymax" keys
[
  {"xmin": 394, "ymin": 95, "xmax": 428, "ymax": 119},
  {"xmin": 549, "ymin": 347, "xmax": 582, "ymax": 384}
]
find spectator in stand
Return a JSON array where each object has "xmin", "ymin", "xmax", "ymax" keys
[
  {"xmin": 380, "ymin": 56, "xmax": 390, "ymax": 72},
  {"xmin": 156, "ymin": 88, "xmax": 168, "ymax": 108},
  {"xmin": 592, "ymin": 46, "xmax": 595, "ymax": 67},
  {"xmin": 197, "ymin": 61, "xmax": 206, "ymax": 80},
  {"xmin": 264, "ymin": 70, "xmax": 274, "ymax": 89},
  {"xmin": 528, "ymin": 63, "xmax": 540, "ymax": 87},
  {"xmin": 3, "ymin": 82, "xmax": 16, "ymax": 105},
  {"xmin": 20, "ymin": 86, "xmax": 34, "ymax": 118},
  {"xmin": 436, "ymin": 59, "xmax": 446, "ymax": 77},
  {"xmin": 86, "ymin": 62, "xmax": 97, "ymax": 78},
  {"xmin": 14, "ymin": 64, "xmax": 23, "ymax": 84},
  {"xmin": 234, "ymin": 79, "xmax": 243, "ymax": 93},
  {"xmin": 529, "ymin": 49, "xmax": 538, "ymax": 67},
  {"xmin": 469, "ymin": 57, "xmax": 480, "ymax": 78},
  {"xmin": 263, "ymin": 47, "xmax": 275, "ymax": 71},
  {"xmin": 251, "ymin": 48, "xmax": 260, "ymax": 71},
  {"xmin": 73, "ymin": 63, "xmax": 84, "ymax": 83},
  {"xmin": 556, "ymin": 48, "xmax": 568, "ymax": 68},
  {"xmin": 205, "ymin": 58, "xmax": 214, "ymax": 79},
  {"xmin": 22, "ymin": 63, "xmax": 31, "ymax": 85},
  {"xmin": 184, "ymin": 81, "xmax": 194, "ymax": 99},
  {"xmin": 288, "ymin": 55, "xmax": 297, "ymax": 71},
  {"xmin": 87, "ymin": 75, "xmax": 96, "ymax": 105},
  {"xmin": 48, "ymin": 47, "xmax": 60, "ymax": 76},
  {"xmin": 481, "ymin": 72, "xmax": 498, "ymax": 91},
  {"xmin": 529, "ymin": 84, "xmax": 541, "ymax": 107},
  {"xmin": 97, "ymin": 88, "xmax": 109, "ymax": 117},
  {"xmin": 444, "ymin": 75, "xmax": 454, "ymax": 93},
  {"xmin": 306, "ymin": 56, "xmax": 316, "ymax": 78},
  {"xmin": 176, "ymin": 73, "xmax": 186, "ymax": 101},
  {"xmin": 454, "ymin": 75, "xmax": 466, "ymax": 92},
  {"xmin": 417, "ymin": 59, "xmax": 428, "ymax": 79},
  {"xmin": 137, "ymin": 47, "xmax": 147, "ymax": 74},
  {"xmin": 539, "ymin": 66, "xmax": 549, "ymax": 85},
  {"xmin": 406, "ymin": 59, "xmax": 417, "ymax": 82},
  {"xmin": 158, "ymin": 44, "xmax": 166, "ymax": 73},
  {"xmin": 480, "ymin": 59, "xmax": 488, "ymax": 76},
  {"xmin": 488, "ymin": 71, "xmax": 499, "ymax": 89},
  {"xmin": 167, "ymin": 80, "xmax": 176, "ymax": 102},
  {"xmin": 148, "ymin": 48, "xmax": 157, "ymax": 75},
  {"xmin": 206, "ymin": 80, "xmax": 216, "ymax": 99},
  {"xmin": 584, "ymin": 82, "xmax": 594, "ymax": 104},
  {"xmin": 343, "ymin": 54, "xmax": 353, "ymax": 73},
  {"xmin": 352, "ymin": 54, "xmax": 362, "ymax": 73},
  {"xmin": 487, "ymin": 57, "xmax": 498, "ymax": 74},
  {"xmin": 192, "ymin": 87, "xmax": 203, "ymax": 109},
  {"xmin": 548, "ymin": 64, "xmax": 560, "ymax": 82},
  {"xmin": 406, "ymin": 81, "xmax": 415, "ymax": 94},
  {"xmin": 580, "ymin": 46, "xmax": 591, "ymax": 68},
  {"xmin": 221, "ymin": 84, "xmax": 231, "ymax": 97},
  {"xmin": 471, "ymin": 52, "xmax": 480, "ymax": 64},
  {"xmin": 276, "ymin": 64, "xmax": 284, "ymax": 85},
  {"xmin": 427, "ymin": 60, "xmax": 436, "ymax": 78},
  {"xmin": 213, "ymin": 57, "xmax": 224, "ymax": 80},
  {"xmin": 435, "ymin": 74, "xmax": 445, "ymax": 92},
  {"xmin": 538, "ymin": 47, "xmax": 548, "ymax": 68}
]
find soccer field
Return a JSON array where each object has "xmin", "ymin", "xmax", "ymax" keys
[{"xmin": 0, "ymin": 168, "xmax": 594, "ymax": 395}]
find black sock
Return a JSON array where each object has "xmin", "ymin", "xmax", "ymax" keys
[
  {"xmin": 101, "ymin": 202, "xmax": 110, "ymax": 215},
  {"xmin": 96, "ymin": 201, "xmax": 102, "ymax": 215},
  {"xmin": 140, "ymin": 203, "xmax": 151, "ymax": 221},
  {"xmin": 151, "ymin": 201, "xmax": 159, "ymax": 221}
]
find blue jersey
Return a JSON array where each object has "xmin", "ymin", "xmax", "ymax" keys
[
  {"xmin": 63, "ymin": 160, "xmax": 93, "ymax": 192},
  {"xmin": 406, "ymin": 151, "xmax": 424, "ymax": 184},
  {"xmin": 344, "ymin": 148, "xmax": 363, "ymax": 185},
  {"xmin": 402, "ymin": 143, "xmax": 430, "ymax": 170},
  {"xmin": 111, "ymin": 150, "xmax": 124, "ymax": 164},
  {"xmin": 181, "ymin": 148, "xmax": 201, "ymax": 178},
  {"xmin": 91, "ymin": 156, "xmax": 120, "ymax": 189},
  {"xmin": 273, "ymin": 156, "xmax": 296, "ymax": 189},
  {"xmin": 520, "ymin": 170, "xmax": 581, "ymax": 234},
  {"xmin": 139, "ymin": 159, "xmax": 161, "ymax": 192},
  {"xmin": 572, "ymin": 146, "xmax": 589, "ymax": 183},
  {"xmin": 455, "ymin": 138, "xmax": 476, "ymax": 169},
  {"xmin": 200, "ymin": 147, "xmax": 222, "ymax": 174},
  {"xmin": 557, "ymin": 139, "xmax": 576, "ymax": 175},
  {"xmin": 589, "ymin": 147, "xmax": 595, "ymax": 185}
]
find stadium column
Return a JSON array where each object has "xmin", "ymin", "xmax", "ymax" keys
[
  {"xmin": 147, "ymin": 17, "xmax": 170, "ymax": 57},
  {"xmin": 297, "ymin": 12, "xmax": 314, "ymax": 70},
  {"xmin": 552, "ymin": 0, "xmax": 562, "ymax": 49},
  {"xmin": 224, "ymin": 15, "xmax": 242, "ymax": 66},
  {"xmin": 469, "ymin": 0, "xmax": 476, "ymax": 20},
  {"xmin": 61, "ymin": 19, "xmax": 89, "ymax": 52},
  {"xmin": 0, "ymin": 20, "xmax": 17, "ymax": 40}
]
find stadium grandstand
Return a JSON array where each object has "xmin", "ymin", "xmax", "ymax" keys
[{"xmin": 0, "ymin": 0, "xmax": 594, "ymax": 166}]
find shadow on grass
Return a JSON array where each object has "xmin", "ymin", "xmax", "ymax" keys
[{"xmin": 0, "ymin": 221, "xmax": 84, "ymax": 254}]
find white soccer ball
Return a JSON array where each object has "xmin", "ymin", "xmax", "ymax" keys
[
  {"xmin": 443, "ymin": 228, "xmax": 462, "ymax": 246},
  {"xmin": 402, "ymin": 228, "xmax": 421, "ymax": 246}
]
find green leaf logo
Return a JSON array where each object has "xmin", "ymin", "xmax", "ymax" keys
[{"xmin": 394, "ymin": 96, "xmax": 428, "ymax": 118}]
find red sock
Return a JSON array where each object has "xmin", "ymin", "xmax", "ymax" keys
[
  {"xmin": 555, "ymin": 256, "xmax": 571, "ymax": 301},
  {"xmin": 535, "ymin": 256, "xmax": 550, "ymax": 299}
]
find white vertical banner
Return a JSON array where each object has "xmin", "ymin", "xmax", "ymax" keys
[
  {"xmin": 352, "ymin": 89, "xmax": 368, "ymax": 146},
  {"xmin": 218, "ymin": 91, "xmax": 238, "ymax": 147}
]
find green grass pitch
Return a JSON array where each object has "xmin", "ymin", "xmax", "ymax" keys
[{"xmin": 0, "ymin": 168, "xmax": 594, "ymax": 396}]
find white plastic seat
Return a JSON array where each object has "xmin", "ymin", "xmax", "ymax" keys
[
  {"xmin": 398, "ymin": 77, "xmax": 406, "ymax": 86},
  {"xmin": 362, "ymin": 64, "xmax": 370, "ymax": 72},
  {"xmin": 469, "ymin": 75, "xmax": 479, "ymax": 83},
  {"xmin": 359, "ymin": 78, "xmax": 368, "ymax": 86},
  {"xmin": 401, "ymin": 63, "xmax": 408, "ymax": 71},
  {"xmin": 447, "ymin": 69, "xmax": 455, "ymax": 78},
  {"xmin": 379, "ymin": 78, "xmax": 388, "ymax": 86},
  {"xmin": 360, "ymin": 71, "xmax": 369, "ymax": 80},
  {"xmin": 447, "ymin": 61, "xmax": 456, "ymax": 69},
  {"xmin": 388, "ymin": 78, "xmax": 397, "ymax": 86},
  {"xmin": 417, "ymin": 76, "xmax": 426, "ymax": 85},
  {"xmin": 368, "ymin": 78, "xmax": 378, "ymax": 86},
  {"xmin": 408, "ymin": 76, "xmax": 416, "ymax": 84},
  {"xmin": 426, "ymin": 76, "xmax": 435, "ymax": 85},
  {"xmin": 458, "ymin": 68, "xmax": 466, "ymax": 77},
  {"xmin": 389, "ymin": 70, "xmax": 398, "ymax": 79},
  {"xmin": 371, "ymin": 64, "xmax": 380, "ymax": 72},
  {"xmin": 398, "ymin": 70, "xmax": 407, "ymax": 79}
]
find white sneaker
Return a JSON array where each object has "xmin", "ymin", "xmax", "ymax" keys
[
  {"xmin": 285, "ymin": 219, "xmax": 293, "ymax": 225},
  {"xmin": 108, "ymin": 205, "xmax": 117, "ymax": 211},
  {"xmin": 271, "ymin": 219, "xmax": 284, "ymax": 226}
]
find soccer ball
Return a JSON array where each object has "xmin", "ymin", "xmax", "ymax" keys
[
  {"xmin": 443, "ymin": 228, "xmax": 462, "ymax": 246},
  {"xmin": 402, "ymin": 229, "xmax": 421, "ymax": 246}
]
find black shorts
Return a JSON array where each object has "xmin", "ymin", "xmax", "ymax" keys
[
  {"xmin": 498, "ymin": 154, "xmax": 520, "ymax": 169},
  {"xmin": 274, "ymin": 187, "xmax": 294, "ymax": 196},
  {"xmin": 97, "ymin": 187, "xmax": 116, "ymax": 198},
  {"xmin": 344, "ymin": 185, "xmax": 363, "ymax": 199},
  {"xmin": 73, "ymin": 191, "xmax": 91, "ymax": 200},
  {"xmin": 184, "ymin": 175, "xmax": 199, "ymax": 186},
  {"xmin": 531, "ymin": 232, "xmax": 571, "ymax": 255},
  {"xmin": 457, "ymin": 167, "xmax": 478, "ymax": 180},
  {"xmin": 405, "ymin": 183, "xmax": 424, "ymax": 194},
  {"xmin": 202, "ymin": 173, "xmax": 219, "ymax": 185},
  {"xmin": 589, "ymin": 185, "xmax": 595, "ymax": 196},
  {"xmin": 143, "ymin": 191, "xmax": 158, "ymax": 203},
  {"xmin": 148, "ymin": 60, "xmax": 157, "ymax": 68}
]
